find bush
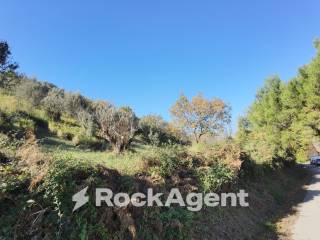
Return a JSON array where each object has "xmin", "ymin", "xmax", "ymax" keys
[
  {"xmin": 190, "ymin": 139, "xmax": 242, "ymax": 171},
  {"xmin": 142, "ymin": 145, "xmax": 187, "ymax": 178},
  {"xmin": 42, "ymin": 88, "xmax": 65, "ymax": 121},
  {"xmin": 0, "ymin": 111, "xmax": 38, "ymax": 138},
  {"xmin": 139, "ymin": 115, "xmax": 189, "ymax": 146},
  {"xmin": 76, "ymin": 109, "xmax": 95, "ymax": 137},
  {"xmin": 64, "ymin": 92, "xmax": 90, "ymax": 118},
  {"xmin": 139, "ymin": 115, "xmax": 167, "ymax": 146},
  {"xmin": 197, "ymin": 162, "xmax": 236, "ymax": 192},
  {"xmin": 15, "ymin": 78, "xmax": 54, "ymax": 107},
  {"xmin": 37, "ymin": 159, "xmax": 124, "ymax": 239},
  {"xmin": 158, "ymin": 208, "xmax": 194, "ymax": 240},
  {"xmin": 0, "ymin": 71, "xmax": 21, "ymax": 92}
]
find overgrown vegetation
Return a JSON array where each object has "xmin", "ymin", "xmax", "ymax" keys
[{"xmin": 0, "ymin": 39, "xmax": 318, "ymax": 239}]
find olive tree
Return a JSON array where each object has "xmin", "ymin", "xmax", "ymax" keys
[
  {"xmin": 95, "ymin": 102, "xmax": 138, "ymax": 153},
  {"xmin": 170, "ymin": 93, "xmax": 231, "ymax": 143},
  {"xmin": 42, "ymin": 88, "xmax": 65, "ymax": 121}
]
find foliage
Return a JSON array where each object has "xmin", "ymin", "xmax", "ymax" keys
[
  {"xmin": 158, "ymin": 208, "xmax": 194, "ymax": 240},
  {"xmin": 64, "ymin": 92, "xmax": 90, "ymax": 118},
  {"xmin": 15, "ymin": 78, "xmax": 55, "ymax": 107},
  {"xmin": 77, "ymin": 109, "xmax": 96, "ymax": 137},
  {"xmin": 0, "ymin": 41, "xmax": 18, "ymax": 73},
  {"xmin": 0, "ymin": 109, "xmax": 39, "ymax": 140},
  {"xmin": 42, "ymin": 88, "xmax": 65, "ymax": 121},
  {"xmin": 197, "ymin": 162, "xmax": 236, "ymax": 192},
  {"xmin": 237, "ymin": 43, "xmax": 320, "ymax": 165},
  {"xmin": 171, "ymin": 93, "xmax": 231, "ymax": 143},
  {"xmin": 0, "ymin": 71, "xmax": 21, "ymax": 91},
  {"xmin": 139, "ymin": 114, "xmax": 167, "ymax": 145},
  {"xmin": 31, "ymin": 158, "xmax": 114, "ymax": 239},
  {"xmin": 190, "ymin": 139, "xmax": 242, "ymax": 169},
  {"xmin": 95, "ymin": 103, "xmax": 138, "ymax": 153},
  {"xmin": 139, "ymin": 114, "xmax": 188, "ymax": 146},
  {"xmin": 142, "ymin": 145, "xmax": 187, "ymax": 178}
]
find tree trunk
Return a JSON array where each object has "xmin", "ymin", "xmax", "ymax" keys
[{"xmin": 113, "ymin": 142, "xmax": 124, "ymax": 154}]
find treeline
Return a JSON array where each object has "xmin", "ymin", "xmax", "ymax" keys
[{"xmin": 237, "ymin": 40, "xmax": 320, "ymax": 165}]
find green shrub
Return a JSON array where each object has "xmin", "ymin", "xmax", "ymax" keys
[
  {"xmin": 159, "ymin": 207, "xmax": 194, "ymax": 240},
  {"xmin": 139, "ymin": 207, "xmax": 194, "ymax": 240},
  {"xmin": 143, "ymin": 145, "xmax": 187, "ymax": 178},
  {"xmin": 76, "ymin": 109, "xmax": 96, "ymax": 137},
  {"xmin": 14, "ymin": 118, "xmax": 35, "ymax": 132},
  {"xmin": 0, "ymin": 111, "xmax": 38, "ymax": 137},
  {"xmin": 37, "ymin": 158, "xmax": 146, "ymax": 239},
  {"xmin": 42, "ymin": 88, "xmax": 65, "ymax": 121},
  {"xmin": 197, "ymin": 162, "xmax": 236, "ymax": 192},
  {"xmin": 40, "ymin": 158, "xmax": 89, "ymax": 214},
  {"xmin": 139, "ymin": 115, "xmax": 167, "ymax": 146},
  {"xmin": 139, "ymin": 115, "xmax": 190, "ymax": 146}
]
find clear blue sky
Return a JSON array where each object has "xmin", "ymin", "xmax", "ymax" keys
[{"xmin": 1, "ymin": 0, "xmax": 320, "ymax": 130}]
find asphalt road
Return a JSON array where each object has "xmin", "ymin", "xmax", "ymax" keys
[{"xmin": 292, "ymin": 165, "xmax": 320, "ymax": 240}]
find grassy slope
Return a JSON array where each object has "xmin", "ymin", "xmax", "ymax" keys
[
  {"xmin": 39, "ymin": 136, "xmax": 146, "ymax": 175},
  {"xmin": 0, "ymin": 92, "xmax": 145, "ymax": 175}
]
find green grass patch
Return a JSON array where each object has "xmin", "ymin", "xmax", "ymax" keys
[{"xmin": 39, "ymin": 137, "xmax": 145, "ymax": 175}]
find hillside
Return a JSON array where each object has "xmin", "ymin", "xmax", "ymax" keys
[
  {"xmin": 0, "ymin": 91, "xmax": 311, "ymax": 240},
  {"xmin": 0, "ymin": 40, "xmax": 319, "ymax": 239}
]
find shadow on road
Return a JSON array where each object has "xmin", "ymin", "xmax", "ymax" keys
[{"xmin": 267, "ymin": 164, "xmax": 320, "ymax": 240}]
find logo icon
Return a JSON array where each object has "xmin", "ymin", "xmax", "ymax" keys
[{"xmin": 72, "ymin": 186, "xmax": 89, "ymax": 212}]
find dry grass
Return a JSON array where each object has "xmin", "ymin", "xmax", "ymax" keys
[{"xmin": 16, "ymin": 135, "xmax": 52, "ymax": 190}]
